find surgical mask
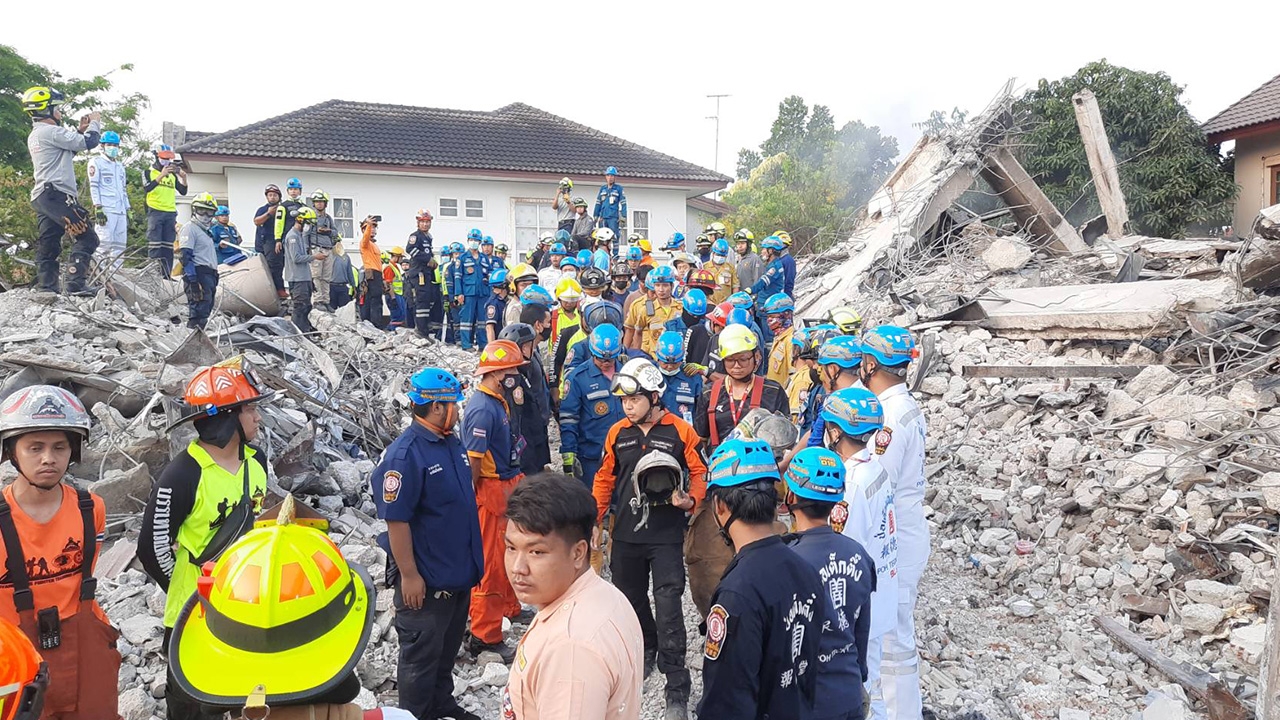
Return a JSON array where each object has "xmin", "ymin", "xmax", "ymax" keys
[
  {"xmin": 713, "ymin": 253, "xmax": 726, "ymax": 263},
  {"xmin": 104, "ymin": 146, "xmax": 119, "ymax": 159},
  {"xmin": 468, "ymin": 241, "xmax": 480, "ymax": 252},
  {"xmin": 158, "ymin": 158, "xmax": 171, "ymax": 167},
  {"xmin": 659, "ymin": 364, "xmax": 680, "ymax": 376}
]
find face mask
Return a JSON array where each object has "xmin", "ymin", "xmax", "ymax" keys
[
  {"xmin": 539, "ymin": 324, "xmax": 552, "ymax": 341},
  {"xmin": 158, "ymin": 158, "xmax": 171, "ymax": 167},
  {"xmin": 613, "ymin": 280, "xmax": 630, "ymax": 291},
  {"xmin": 682, "ymin": 310, "xmax": 701, "ymax": 326},
  {"xmin": 824, "ymin": 427, "xmax": 841, "ymax": 451},
  {"xmin": 659, "ymin": 365, "xmax": 680, "ymax": 376},
  {"xmin": 104, "ymin": 146, "xmax": 119, "ymax": 159},
  {"xmin": 192, "ymin": 212, "xmax": 214, "ymax": 229},
  {"xmin": 713, "ymin": 253, "xmax": 726, "ymax": 263}
]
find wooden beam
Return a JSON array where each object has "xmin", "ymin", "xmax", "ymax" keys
[
  {"xmin": 962, "ymin": 365, "xmax": 1146, "ymax": 379},
  {"xmin": 979, "ymin": 145, "xmax": 1089, "ymax": 255},
  {"xmin": 1072, "ymin": 90, "xmax": 1130, "ymax": 238}
]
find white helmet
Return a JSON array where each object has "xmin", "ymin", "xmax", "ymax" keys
[
  {"xmin": 593, "ymin": 227, "xmax": 616, "ymax": 244},
  {"xmin": 611, "ymin": 357, "xmax": 666, "ymax": 396},
  {"xmin": 0, "ymin": 385, "xmax": 91, "ymax": 462},
  {"xmin": 539, "ymin": 230, "xmax": 555, "ymax": 244}
]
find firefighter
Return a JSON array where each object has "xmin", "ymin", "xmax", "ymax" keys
[
  {"xmin": 705, "ymin": 239, "xmax": 739, "ymax": 306},
  {"xmin": 763, "ymin": 293, "xmax": 796, "ymax": 387},
  {"xmin": 283, "ymin": 206, "xmax": 323, "ymax": 334},
  {"xmin": 734, "ymin": 229, "xmax": 763, "ymax": 291},
  {"xmin": 405, "ymin": 210, "xmax": 437, "ymax": 333},
  {"xmin": 558, "ymin": 325, "xmax": 625, "ymax": 490},
  {"xmin": 309, "ymin": 190, "xmax": 338, "ymax": 312},
  {"xmin": 179, "ymin": 193, "xmax": 222, "ymax": 330},
  {"xmin": 553, "ymin": 177, "xmax": 576, "ymax": 235},
  {"xmin": 506, "ymin": 264, "xmax": 540, "ymax": 326},
  {"xmin": 253, "ymin": 184, "xmax": 287, "ymax": 299},
  {"xmin": 624, "ymin": 265, "xmax": 680, "ymax": 355},
  {"xmin": 0, "ymin": 617, "xmax": 48, "ymax": 720}
]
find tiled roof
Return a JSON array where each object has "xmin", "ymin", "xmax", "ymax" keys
[
  {"xmin": 179, "ymin": 100, "xmax": 730, "ymax": 184},
  {"xmin": 1203, "ymin": 72, "xmax": 1280, "ymax": 138}
]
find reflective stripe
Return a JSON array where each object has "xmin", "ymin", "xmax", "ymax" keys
[
  {"xmin": 864, "ymin": 467, "xmax": 889, "ymax": 500},
  {"xmin": 883, "ymin": 649, "xmax": 918, "ymax": 662},
  {"xmin": 676, "ymin": 395, "xmax": 695, "ymax": 404},
  {"xmin": 880, "ymin": 663, "xmax": 919, "ymax": 675},
  {"xmin": 901, "ymin": 408, "xmax": 923, "ymax": 426},
  {"xmin": 559, "ymin": 416, "xmax": 579, "ymax": 425},
  {"xmin": 585, "ymin": 390, "xmax": 610, "ymax": 400}
]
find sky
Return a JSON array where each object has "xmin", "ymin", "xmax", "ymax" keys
[{"xmin": 4, "ymin": 0, "xmax": 1274, "ymax": 183}]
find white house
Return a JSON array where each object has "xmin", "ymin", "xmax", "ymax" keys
[{"xmin": 173, "ymin": 100, "xmax": 730, "ymax": 260}]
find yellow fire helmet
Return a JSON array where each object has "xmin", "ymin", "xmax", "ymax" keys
[{"xmin": 168, "ymin": 494, "xmax": 373, "ymax": 707}]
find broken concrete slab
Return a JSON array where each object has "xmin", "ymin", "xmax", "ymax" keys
[
  {"xmin": 980, "ymin": 144, "xmax": 1089, "ymax": 255},
  {"xmin": 982, "ymin": 236, "xmax": 1034, "ymax": 273}
]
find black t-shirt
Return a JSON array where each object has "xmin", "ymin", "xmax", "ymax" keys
[{"xmin": 693, "ymin": 376, "xmax": 789, "ymax": 450}]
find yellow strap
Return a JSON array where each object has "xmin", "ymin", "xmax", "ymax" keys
[{"xmin": 241, "ymin": 684, "xmax": 271, "ymax": 720}]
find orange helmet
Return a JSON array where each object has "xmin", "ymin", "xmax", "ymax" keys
[
  {"xmin": 709, "ymin": 301, "xmax": 734, "ymax": 329},
  {"xmin": 0, "ymin": 618, "xmax": 47, "ymax": 720},
  {"xmin": 477, "ymin": 340, "xmax": 528, "ymax": 375},
  {"xmin": 687, "ymin": 268, "xmax": 717, "ymax": 291},
  {"xmin": 169, "ymin": 356, "xmax": 275, "ymax": 430}
]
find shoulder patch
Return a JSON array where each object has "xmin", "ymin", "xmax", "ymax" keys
[
  {"xmin": 829, "ymin": 500, "xmax": 849, "ymax": 533},
  {"xmin": 87, "ymin": 164, "xmax": 96, "ymax": 177},
  {"xmin": 382, "ymin": 470, "xmax": 402, "ymax": 503},
  {"xmin": 704, "ymin": 603, "xmax": 730, "ymax": 660},
  {"xmin": 874, "ymin": 427, "xmax": 893, "ymax": 455}
]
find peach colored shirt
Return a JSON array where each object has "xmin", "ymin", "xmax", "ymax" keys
[{"xmin": 502, "ymin": 570, "xmax": 642, "ymax": 720}]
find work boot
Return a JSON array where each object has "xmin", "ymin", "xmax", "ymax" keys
[
  {"xmin": 468, "ymin": 636, "xmax": 516, "ymax": 664},
  {"xmin": 64, "ymin": 252, "xmax": 99, "ymax": 296},
  {"xmin": 663, "ymin": 696, "xmax": 688, "ymax": 720},
  {"xmin": 35, "ymin": 260, "xmax": 60, "ymax": 294}
]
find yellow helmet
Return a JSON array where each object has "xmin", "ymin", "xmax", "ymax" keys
[
  {"xmin": 191, "ymin": 192, "xmax": 218, "ymax": 214},
  {"xmin": 169, "ymin": 495, "xmax": 374, "ymax": 707},
  {"xmin": 389, "ymin": 246, "xmax": 405, "ymax": 256},
  {"xmin": 511, "ymin": 262, "xmax": 538, "ymax": 283},
  {"xmin": 717, "ymin": 324, "xmax": 759, "ymax": 359},
  {"xmin": 380, "ymin": 251, "xmax": 391, "ymax": 263},
  {"xmin": 775, "ymin": 231, "xmax": 793, "ymax": 247},
  {"xmin": 555, "ymin": 277, "xmax": 583, "ymax": 301},
  {"xmin": 827, "ymin": 306, "xmax": 863, "ymax": 335},
  {"xmin": 636, "ymin": 238, "xmax": 652, "ymax": 253},
  {"xmin": 295, "ymin": 207, "xmax": 318, "ymax": 224},
  {"xmin": 21, "ymin": 86, "xmax": 64, "ymax": 118}
]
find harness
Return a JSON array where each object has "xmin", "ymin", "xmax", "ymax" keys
[
  {"xmin": 707, "ymin": 375, "xmax": 765, "ymax": 447},
  {"xmin": 0, "ymin": 488, "xmax": 98, "ymax": 614}
]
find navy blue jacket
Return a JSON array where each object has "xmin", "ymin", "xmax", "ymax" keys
[
  {"xmin": 780, "ymin": 252, "xmax": 796, "ymax": 297},
  {"xmin": 661, "ymin": 370, "xmax": 703, "ymax": 426},
  {"xmin": 406, "ymin": 230, "xmax": 434, "ymax": 268}
]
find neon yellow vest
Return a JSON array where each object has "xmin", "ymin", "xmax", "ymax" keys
[
  {"xmin": 390, "ymin": 263, "xmax": 404, "ymax": 295},
  {"xmin": 146, "ymin": 168, "xmax": 177, "ymax": 212}
]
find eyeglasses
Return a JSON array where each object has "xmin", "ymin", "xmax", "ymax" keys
[{"xmin": 723, "ymin": 355, "xmax": 754, "ymax": 367}]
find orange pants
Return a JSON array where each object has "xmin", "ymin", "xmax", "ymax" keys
[{"xmin": 470, "ymin": 476, "xmax": 522, "ymax": 644}]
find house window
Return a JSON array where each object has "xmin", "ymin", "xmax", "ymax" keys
[
  {"xmin": 331, "ymin": 197, "xmax": 355, "ymax": 239},
  {"xmin": 631, "ymin": 210, "xmax": 649, "ymax": 241},
  {"xmin": 1274, "ymin": 167, "xmax": 1280, "ymax": 206},
  {"xmin": 465, "ymin": 199, "xmax": 485, "ymax": 219},
  {"xmin": 439, "ymin": 198, "xmax": 458, "ymax": 218},
  {"xmin": 514, "ymin": 200, "xmax": 559, "ymax": 260}
]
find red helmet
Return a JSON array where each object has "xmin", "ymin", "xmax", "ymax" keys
[
  {"xmin": 416, "ymin": 209, "xmax": 433, "ymax": 221},
  {"xmin": 477, "ymin": 340, "xmax": 529, "ymax": 375},
  {"xmin": 0, "ymin": 617, "xmax": 47, "ymax": 720},
  {"xmin": 264, "ymin": 184, "xmax": 280, "ymax": 196},
  {"xmin": 169, "ymin": 356, "xmax": 274, "ymax": 429},
  {"xmin": 709, "ymin": 300, "xmax": 734, "ymax": 328},
  {"xmin": 687, "ymin": 268, "xmax": 717, "ymax": 291}
]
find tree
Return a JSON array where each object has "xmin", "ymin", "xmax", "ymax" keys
[{"xmin": 1015, "ymin": 60, "xmax": 1235, "ymax": 238}]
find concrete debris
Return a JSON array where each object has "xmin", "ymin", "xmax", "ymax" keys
[{"xmin": 981, "ymin": 236, "xmax": 1034, "ymax": 274}]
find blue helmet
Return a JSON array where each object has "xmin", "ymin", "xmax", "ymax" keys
[
  {"xmin": 818, "ymin": 336, "xmax": 862, "ymax": 369},
  {"xmin": 706, "ymin": 439, "xmax": 780, "ymax": 489},
  {"xmin": 559, "ymin": 256, "xmax": 579, "ymax": 269},
  {"xmin": 550, "ymin": 242, "xmax": 568, "ymax": 256},
  {"xmin": 481, "ymin": 235, "xmax": 494, "ymax": 246},
  {"xmin": 576, "ymin": 250, "xmax": 592, "ymax": 266},
  {"xmin": 157, "ymin": 143, "xmax": 174, "ymax": 155},
  {"xmin": 711, "ymin": 238, "xmax": 730, "ymax": 257},
  {"xmin": 821, "ymin": 387, "xmax": 884, "ymax": 438},
  {"xmin": 440, "ymin": 245, "xmax": 454, "ymax": 258},
  {"xmin": 762, "ymin": 293, "xmax": 794, "ymax": 315},
  {"xmin": 589, "ymin": 324, "xmax": 622, "ymax": 360},
  {"xmin": 520, "ymin": 284, "xmax": 554, "ymax": 307},
  {"xmin": 214, "ymin": 205, "xmax": 230, "ymax": 218},
  {"xmin": 727, "ymin": 308, "xmax": 753, "ymax": 328},
  {"xmin": 665, "ymin": 232, "xmax": 686, "ymax": 250},
  {"xmin": 287, "ymin": 177, "xmax": 302, "ymax": 190},
  {"xmin": 554, "ymin": 229, "xmax": 572, "ymax": 244},
  {"xmin": 784, "ymin": 447, "xmax": 846, "ymax": 503},
  {"xmin": 489, "ymin": 268, "xmax": 509, "ymax": 285},
  {"xmin": 862, "ymin": 325, "xmax": 916, "ymax": 369},
  {"xmin": 466, "ymin": 228, "xmax": 483, "ymax": 242},
  {"xmin": 626, "ymin": 246, "xmax": 643, "ymax": 262},
  {"xmin": 605, "ymin": 166, "xmax": 618, "ymax": 176},
  {"xmin": 100, "ymin": 130, "xmax": 120, "ymax": 145},
  {"xmin": 648, "ymin": 265, "xmax": 675, "ymax": 285},
  {"xmin": 727, "ymin": 291, "xmax": 753, "ymax": 310},
  {"xmin": 655, "ymin": 331, "xmax": 686, "ymax": 363},
  {"xmin": 761, "ymin": 235, "xmax": 785, "ymax": 251},
  {"xmin": 407, "ymin": 367, "xmax": 464, "ymax": 405},
  {"xmin": 585, "ymin": 301, "xmax": 623, "ymax": 331},
  {"xmin": 682, "ymin": 288, "xmax": 708, "ymax": 316},
  {"xmin": 450, "ymin": 242, "xmax": 464, "ymax": 255}
]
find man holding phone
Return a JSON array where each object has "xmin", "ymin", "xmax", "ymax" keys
[{"xmin": 141, "ymin": 143, "xmax": 188, "ymax": 277}]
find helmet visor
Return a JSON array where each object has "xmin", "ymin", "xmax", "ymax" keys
[{"xmin": 609, "ymin": 373, "xmax": 643, "ymax": 396}]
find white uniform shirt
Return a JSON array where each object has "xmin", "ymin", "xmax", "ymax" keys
[
  {"xmin": 536, "ymin": 266, "xmax": 561, "ymax": 292},
  {"xmin": 88, "ymin": 155, "xmax": 130, "ymax": 213},
  {"xmin": 876, "ymin": 383, "xmax": 929, "ymax": 569},
  {"xmin": 840, "ymin": 449, "xmax": 899, "ymax": 639}
]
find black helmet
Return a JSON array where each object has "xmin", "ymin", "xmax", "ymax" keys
[
  {"xmin": 499, "ymin": 322, "xmax": 538, "ymax": 347},
  {"xmin": 610, "ymin": 261, "xmax": 633, "ymax": 278},
  {"xmin": 580, "ymin": 267, "xmax": 608, "ymax": 290}
]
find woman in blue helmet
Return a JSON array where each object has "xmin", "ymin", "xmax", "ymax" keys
[{"xmin": 654, "ymin": 330, "xmax": 704, "ymax": 424}]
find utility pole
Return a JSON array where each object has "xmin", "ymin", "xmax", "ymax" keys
[{"xmin": 706, "ymin": 94, "xmax": 730, "ymax": 173}]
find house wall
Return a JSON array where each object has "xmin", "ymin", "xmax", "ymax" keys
[
  {"xmin": 183, "ymin": 167, "xmax": 697, "ymax": 261},
  {"xmin": 1233, "ymin": 129, "xmax": 1280, "ymax": 232}
]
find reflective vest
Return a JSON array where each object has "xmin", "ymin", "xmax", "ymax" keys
[
  {"xmin": 145, "ymin": 167, "xmax": 177, "ymax": 212},
  {"xmin": 389, "ymin": 263, "xmax": 404, "ymax": 295}
]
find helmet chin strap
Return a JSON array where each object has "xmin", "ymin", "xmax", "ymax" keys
[{"xmin": 712, "ymin": 505, "xmax": 738, "ymax": 549}]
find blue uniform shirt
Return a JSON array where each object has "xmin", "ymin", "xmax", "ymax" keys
[
  {"xmin": 749, "ymin": 256, "xmax": 787, "ymax": 299},
  {"xmin": 660, "ymin": 370, "xmax": 703, "ymax": 426},
  {"xmin": 406, "ymin": 230, "xmax": 434, "ymax": 268},
  {"xmin": 451, "ymin": 252, "xmax": 488, "ymax": 298},
  {"xmin": 483, "ymin": 294, "xmax": 508, "ymax": 337},
  {"xmin": 463, "ymin": 387, "xmax": 521, "ymax": 480},
  {"xmin": 371, "ymin": 422, "xmax": 483, "ymax": 592},
  {"xmin": 780, "ymin": 252, "xmax": 796, "ymax": 297},
  {"xmin": 801, "ymin": 384, "xmax": 828, "ymax": 446},
  {"xmin": 210, "ymin": 223, "xmax": 244, "ymax": 264},
  {"xmin": 698, "ymin": 534, "xmax": 824, "ymax": 720},
  {"xmin": 593, "ymin": 183, "xmax": 627, "ymax": 220},
  {"xmin": 591, "ymin": 248, "xmax": 611, "ymax": 271},
  {"xmin": 558, "ymin": 360, "xmax": 624, "ymax": 459},
  {"xmin": 786, "ymin": 526, "xmax": 875, "ymax": 719}
]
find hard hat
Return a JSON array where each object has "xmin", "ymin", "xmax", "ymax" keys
[
  {"xmin": 762, "ymin": 293, "xmax": 794, "ymax": 315},
  {"xmin": 784, "ymin": 447, "xmax": 846, "ymax": 502},
  {"xmin": 294, "ymin": 207, "xmax": 317, "ymax": 224},
  {"xmin": 559, "ymin": 177, "xmax": 574, "ymax": 189},
  {"xmin": 310, "ymin": 190, "xmax": 330, "ymax": 204},
  {"xmin": 579, "ymin": 267, "xmax": 608, "ymax": 290},
  {"xmin": 555, "ymin": 277, "xmax": 583, "ymax": 301},
  {"xmin": 626, "ymin": 247, "xmax": 643, "ymax": 262},
  {"xmin": 775, "ymin": 231, "xmax": 793, "ymax": 247},
  {"xmin": 696, "ymin": 234, "xmax": 713, "ymax": 249},
  {"xmin": 827, "ymin": 307, "xmax": 863, "ymax": 335},
  {"xmin": 155, "ymin": 144, "xmax": 175, "ymax": 160},
  {"xmin": 717, "ymin": 324, "xmax": 758, "ymax": 358},
  {"xmin": 0, "ymin": 616, "xmax": 48, "ymax": 720},
  {"xmin": 100, "ymin": 130, "xmax": 120, "ymax": 145},
  {"xmin": 655, "ymin": 331, "xmax": 686, "ymax": 363},
  {"xmin": 727, "ymin": 308, "xmax": 753, "ymax": 328},
  {"xmin": 415, "ymin": 208, "xmax": 433, "ymax": 221},
  {"xmin": 380, "ymin": 251, "xmax": 391, "ymax": 264},
  {"xmin": 730, "ymin": 408, "xmax": 799, "ymax": 460},
  {"xmin": 670, "ymin": 252, "xmax": 697, "ymax": 267},
  {"xmin": 511, "ymin": 263, "xmax": 539, "ymax": 284},
  {"xmin": 478, "ymin": 340, "xmax": 529, "ymax": 375},
  {"xmin": 572, "ymin": 197, "xmax": 588, "ymax": 208},
  {"xmin": 467, "ymin": 228, "xmax": 483, "ymax": 242},
  {"xmin": 559, "ymin": 256, "xmax": 579, "ymax": 270},
  {"xmin": 798, "ymin": 324, "xmax": 839, "ymax": 361},
  {"xmin": 550, "ymin": 243, "xmax": 568, "ymax": 256},
  {"xmin": 706, "ymin": 439, "xmax": 779, "ymax": 489},
  {"xmin": 168, "ymin": 497, "xmax": 374, "ymax": 707},
  {"xmin": 862, "ymin": 325, "xmax": 917, "ymax": 368},
  {"xmin": 647, "ymin": 265, "xmax": 675, "ymax": 285},
  {"xmin": 818, "ymin": 336, "xmax": 862, "ymax": 369},
  {"xmin": 711, "ymin": 238, "xmax": 730, "ymax": 257},
  {"xmin": 20, "ymin": 86, "xmax": 64, "ymax": 118},
  {"xmin": 593, "ymin": 227, "xmax": 616, "ymax": 244},
  {"xmin": 389, "ymin": 246, "xmax": 405, "ymax": 256},
  {"xmin": 576, "ymin": 250, "xmax": 593, "ymax": 267},
  {"xmin": 286, "ymin": 178, "xmax": 302, "ymax": 190},
  {"xmin": 610, "ymin": 261, "xmax": 633, "ymax": 278},
  {"xmin": 588, "ymin": 325, "xmax": 622, "ymax": 360},
  {"xmin": 605, "ymin": 166, "xmax": 618, "ymax": 175},
  {"xmin": 499, "ymin": 323, "xmax": 538, "ymax": 348},
  {"xmin": 708, "ymin": 301, "xmax": 733, "ymax": 328},
  {"xmin": 407, "ymin": 368, "xmax": 464, "ymax": 405},
  {"xmin": 761, "ymin": 235, "xmax": 785, "ymax": 251},
  {"xmin": 584, "ymin": 301, "xmax": 623, "ymax": 331},
  {"xmin": 682, "ymin": 288, "xmax": 708, "ymax": 316},
  {"xmin": 495, "ymin": 243, "xmax": 509, "ymax": 254},
  {"xmin": 708, "ymin": 221, "xmax": 727, "ymax": 236},
  {"xmin": 489, "ymin": 268, "xmax": 509, "ymax": 286},
  {"xmin": 214, "ymin": 205, "xmax": 230, "ymax": 217},
  {"xmin": 727, "ymin": 292, "xmax": 753, "ymax": 310},
  {"xmin": 168, "ymin": 356, "xmax": 275, "ymax": 431},
  {"xmin": 733, "ymin": 228, "xmax": 755, "ymax": 242},
  {"xmin": 636, "ymin": 238, "xmax": 652, "ymax": 253},
  {"xmin": 821, "ymin": 387, "xmax": 884, "ymax": 438},
  {"xmin": 519, "ymin": 284, "xmax": 554, "ymax": 307},
  {"xmin": 191, "ymin": 192, "xmax": 219, "ymax": 215},
  {"xmin": 450, "ymin": 242, "xmax": 464, "ymax": 255},
  {"xmin": 538, "ymin": 231, "xmax": 555, "ymax": 245},
  {"xmin": 664, "ymin": 232, "xmax": 685, "ymax": 251},
  {"xmin": 0, "ymin": 385, "xmax": 90, "ymax": 464},
  {"xmin": 687, "ymin": 268, "xmax": 716, "ymax": 291},
  {"xmin": 611, "ymin": 357, "xmax": 666, "ymax": 396},
  {"xmin": 481, "ymin": 235, "xmax": 494, "ymax": 247},
  {"xmin": 263, "ymin": 184, "xmax": 280, "ymax": 196}
]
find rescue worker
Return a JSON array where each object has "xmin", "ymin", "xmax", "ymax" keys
[
  {"xmin": 828, "ymin": 306, "xmax": 864, "ymax": 337},
  {"xmin": 783, "ymin": 447, "xmax": 876, "ymax": 720},
  {"xmin": 655, "ymin": 330, "xmax": 703, "ymax": 425},
  {"xmin": 707, "ymin": 238, "xmax": 739, "ymax": 305},
  {"xmin": 463, "ymin": 341, "xmax": 529, "ymax": 662},
  {"xmin": 547, "ymin": 278, "xmax": 584, "ymax": 392},
  {"xmin": 557, "ymin": 301, "xmax": 627, "ymax": 398},
  {"xmin": 503, "ymin": 474, "xmax": 643, "ymax": 720},
  {"xmin": 624, "ymin": 265, "xmax": 680, "ymax": 355},
  {"xmin": 0, "ymin": 386, "xmax": 119, "ymax": 719},
  {"xmin": 799, "ymin": 335, "xmax": 864, "ymax": 453},
  {"xmin": 451, "ymin": 231, "xmax": 489, "ymax": 349},
  {"xmin": 592, "ymin": 166, "xmax": 627, "ymax": 246},
  {"xmin": 506, "ymin": 264, "xmax": 540, "ymax": 327},
  {"xmin": 734, "ymin": 229, "xmax": 763, "ymax": 291},
  {"xmin": 591, "ymin": 228, "xmax": 614, "ymax": 270},
  {"xmin": 775, "ymin": 230, "xmax": 797, "ymax": 297},
  {"xmin": 695, "ymin": 233, "xmax": 714, "ymax": 265},
  {"xmin": 859, "ymin": 327, "xmax": 926, "ymax": 719},
  {"xmin": 441, "ymin": 244, "xmax": 460, "ymax": 343},
  {"xmin": 552, "ymin": 177, "xmax": 577, "ymax": 235},
  {"xmin": 705, "ymin": 221, "xmax": 728, "ymax": 244},
  {"xmin": 142, "ymin": 143, "xmax": 187, "ymax": 277},
  {"xmin": 501, "ymin": 323, "xmax": 553, "ymax": 475},
  {"xmin": 577, "ymin": 266, "xmax": 606, "ymax": 302},
  {"xmin": 283, "ymin": 207, "xmax": 323, "ymax": 334},
  {"xmin": 570, "ymin": 200, "xmax": 595, "ymax": 253},
  {"xmin": 88, "ymin": 129, "xmax": 129, "ymax": 274},
  {"xmin": 763, "ymin": 293, "xmax": 796, "ymax": 387},
  {"xmin": 786, "ymin": 328, "xmax": 816, "ymax": 421},
  {"xmin": 529, "ymin": 232, "xmax": 553, "ymax": 271},
  {"xmin": 253, "ymin": 184, "xmax": 287, "ymax": 299},
  {"xmin": 821, "ymin": 386, "xmax": 900, "ymax": 720},
  {"xmin": 404, "ymin": 210, "xmax": 437, "ymax": 334},
  {"xmin": 538, "ymin": 242, "xmax": 567, "ymax": 289},
  {"xmin": 139, "ymin": 357, "xmax": 273, "ymax": 720},
  {"xmin": 559, "ymin": 325, "xmax": 625, "ymax": 489},
  {"xmin": 558, "ymin": 255, "xmax": 580, "ymax": 282},
  {"xmin": 494, "ymin": 242, "xmax": 512, "ymax": 271},
  {"xmin": 794, "ymin": 325, "xmax": 840, "ymax": 438},
  {"xmin": 484, "ymin": 268, "xmax": 511, "ymax": 344},
  {"xmin": 480, "ymin": 236, "xmax": 498, "ymax": 277},
  {"xmin": 688, "ymin": 325, "xmax": 789, "ymax": 618},
  {"xmin": 166, "ymin": 495, "xmax": 381, "ymax": 719},
  {"xmin": 747, "ymin": 235, "xmax": 788, "ymax": 306},
  {"xmin": 370, "ymin": 368, "xmax": 483, "ymax": 720},
  {"xmin": 211, "ymin": 206, "xmax": 246, "ymax": 264},
  {"xmin": 22, "ymin": 87, "xmax": 101, "ymax": 295},
  {"xmin": 330, "ymin": 240, "xmax": 357, "ymax": 310},
  {"xmin": 663, "ymin": 289, "xmax": 713, "ymax": 366},
  {"xmin": 179, "ymin": 193, "xmax": 222, "ymax": 330},
  {"xmin": 383, "ymin": 248, "xmax": 407, "ymax": 328},
  {"xmin": 698, "ymin": 439, "xmax": 823, "ymax": 720},
  {"xmin": 592, "ymin": 358, "xmax": 705, "ymax": 720},
  {"xmin": 663, "ymin": 232, "xmax": 686, "ymax": 253},
  {"xmin": 0, "ymin": 617, "xmax": 48, "ymax": 720},
  {"xmin": 309, "ymin": 190, "xmax": 337, "ymax": 312},
  {"xmin": 272, "ymin": 178, "xmax": 306, "ymax": 272},
  {"xmin": 606, "ymin": 261, "xmax": 635, "ymax": 304}
]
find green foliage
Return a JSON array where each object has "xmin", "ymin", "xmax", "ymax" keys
[
  {"xmin": 1015, "ymin": 60, "xmax": 1235, "ymax": 238},
  {"xmin": 915, "ymin": 108, "xmax": 968, "ymax": 139},
  {"xmin": 727, "ymin": 96, "xmax": 898, "ymax": 253}
]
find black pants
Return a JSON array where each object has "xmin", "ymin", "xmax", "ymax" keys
[
  {"xmin": 610, "ymin": 539, "xmax": 690, "ymax": 699},
  {"xmin": 360, "ymin": 270, "xmax": 386, "ymax": 328},
  {"xmin": 146, "ymin": 208, "xmax": 176, "ymax": 277},
  {"xmin": 557, "ymin": 219, "xmax": 575, "ymax": 235},
  {"xmin": 184, "ymin": 266, "xmax": 219, "ymax": 329},
  {"xmin": 289, "ymin": 280, "xmax": 314, "ymax": 333},
  {"xmin": 394, "ymin": 581, "xmax": 471, "ymax": 720},
  {"xmin": 264, "ymin": 241, "xmax": 286, "ymax": 292},
  {"xmin": 163, "ymin": 628, "xmax": 224, "ymax": 720},
  {"xmin": 408, "ymin": 264, "xmax": 436, "ymax": 337},
  {"xmin": 31, "ymin": 185, "xmax": 98, "ymax": 292}
]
